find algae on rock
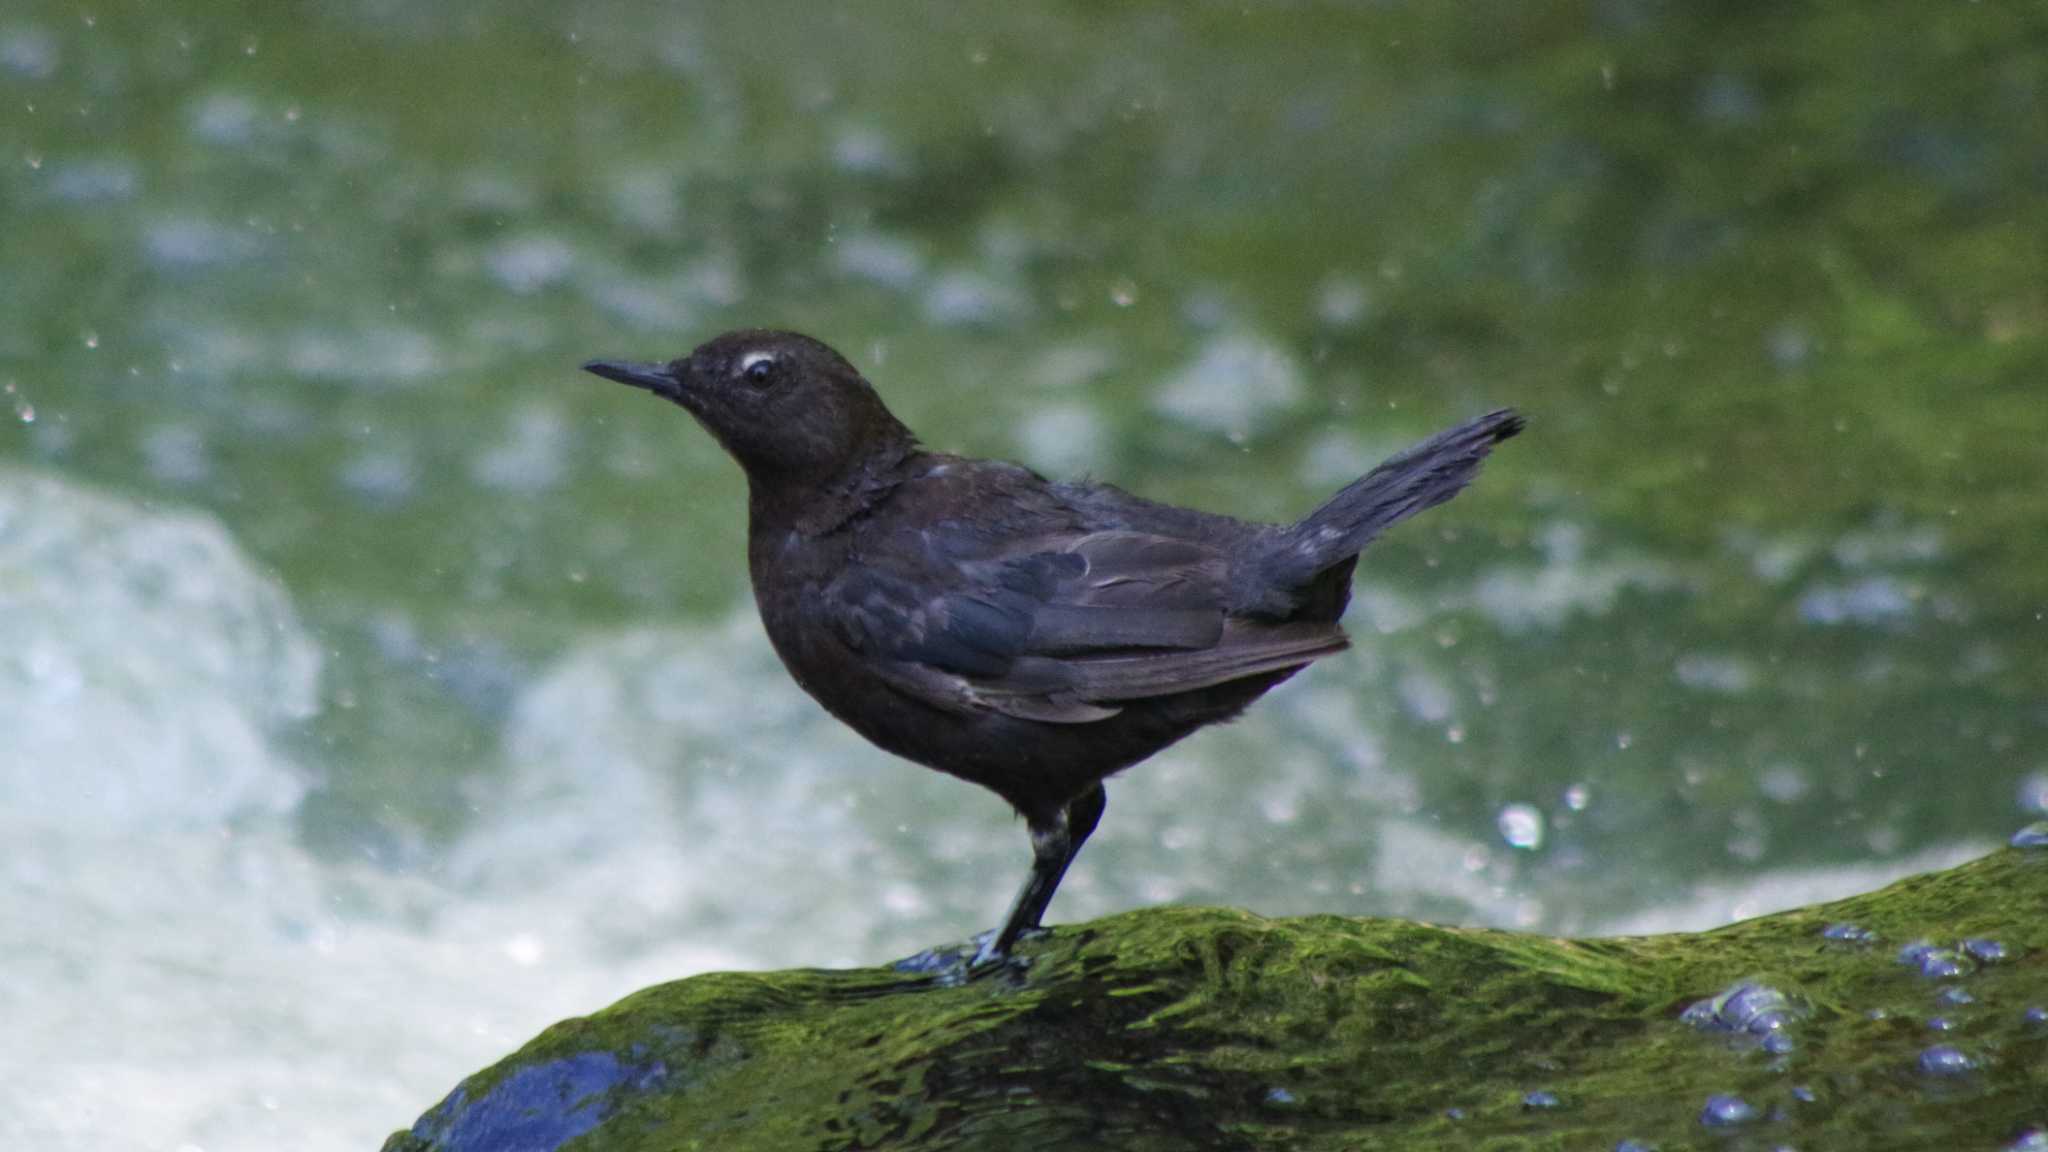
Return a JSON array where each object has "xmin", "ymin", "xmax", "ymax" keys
[{"xmin": 387, "ymin": 848, "xmax": 2048, "ymax": 1150}]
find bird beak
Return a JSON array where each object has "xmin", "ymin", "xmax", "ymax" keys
[{"xmin": 582, "ymin": 359, "xmax": 684, "ymax": 401}]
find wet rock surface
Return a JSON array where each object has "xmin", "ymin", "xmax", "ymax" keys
[{"xmin": 387, "ymin": 849, "xmax": 2048, "ymax": 1151}]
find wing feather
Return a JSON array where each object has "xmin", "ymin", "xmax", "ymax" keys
[{"xmin": 820, "ymin": 530, "xmax": 1343, "ymax": 724}]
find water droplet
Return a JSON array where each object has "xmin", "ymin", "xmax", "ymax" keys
[
  {"xmin": 1564, "ymin": 783, "xmax": 1590, "ymax": 811},
  {"xmin": 1897, "ymin": 940, "xmax": 1975, "ymax": 980},
  {"xmin": 2014, "ymin": 821, "xmax": 2048, "ymax": 849},
  {"xmin": 1963, "ymin": 938, "xmax": 2008, "ymax": 964},
  {"xmin": 1822, "ymin": 922, "xmax": 1876, "ymax": 944},
  {"xmin": 1497, "ymin": 803, "xmax": 1544, "ymax": 850},
  {"xmin": 1936, "ymin": 987, "xmax": 1975, "ymax": 1006},
  {"xmin": 1264, "ymin": 1087, "xmax": 1297, "ymax": 1106},
  {"xmin": 1927, "ymin": 1016, "xmax": 1958, "ymax": 1033},
  {"xmin": 1522, "ymin": 1089, "xmax": 1561, "ymax": 1110},
  {"xmin": 1917, "ymin": 1044, "xmax": 1975, "ymax": 1077},
  {"xmin": 82, "ymin": 330, "xmax": 99, "ymax": 349},
  {"xmin": 1108, "ymin": 278, "xmax": 1138, "ymax": 307},
  {"xmin": 1700, "ymin": 1094, "xmax": 1757, "ymax": 1127},
  {"xmin": 1683, "ymin": 980, "xmax": 1803, "ymax": 1051}
]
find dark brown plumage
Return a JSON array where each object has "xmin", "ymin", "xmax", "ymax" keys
[{"xmin": 584, "ymin": 330, "xmax": 1523, "ymax": 967}]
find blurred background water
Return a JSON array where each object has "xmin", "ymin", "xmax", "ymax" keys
[{"xmin": 2, "ymin": 1, "xmax": 2045, "ymax": 1147}]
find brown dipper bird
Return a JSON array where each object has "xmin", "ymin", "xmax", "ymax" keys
[{"xmin": 585, "ymin": 331, "xmax": 1521, "ymax": 967}]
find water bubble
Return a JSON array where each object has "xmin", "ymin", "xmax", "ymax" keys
[
  {"xmin": 1961, "ymin": 938, "xmax": 2007, "ymax": 964},
  {"xmin": 1896, "ymin": 941, "xmax": 1974, "ymax": 980},
  {"xmin": 1497, "ymin": 803, "xmax": 1544, "ymax": 850},
  {"xmin": 1917, "ymin": 1044, "xmax": 1975, "ymax": 1077},
  {"xmin": 1683, "ymin": 980, "xmax": 1802, "ymax": 1050},
  {"xmin": 1521, "ymin": 1089, "xmax": 1561, "ymax": 1110},
  {"xmin": 2013, "ymin": 821, "xmax": 2048, "ymax": 849},
  {"xmin": 1700, "ymin": 1094, "xmax": 1757, "ymax": 1127}
]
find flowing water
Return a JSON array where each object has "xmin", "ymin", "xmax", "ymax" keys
[{"xmin": 2, "ymin": 2, "xmax": 2044, "ymax": 1148}]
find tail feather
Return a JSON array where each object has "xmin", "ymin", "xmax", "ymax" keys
[{"xmin": 1271, "ymin": 408, "xmax": 1523, "ymax": 585}]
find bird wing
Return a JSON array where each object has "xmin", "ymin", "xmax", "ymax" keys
[{"xmin": 819, "ymin": 530, "xmax": 1348, "ymax": 724}]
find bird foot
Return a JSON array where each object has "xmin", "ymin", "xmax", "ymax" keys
[{"xmin": 892, "ymin": 928, "xmax": 1047, "ymax": 986}]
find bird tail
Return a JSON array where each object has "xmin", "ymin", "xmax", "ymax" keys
[{"xmin": 1272, "ymin": 408, "xmax": 1524, "ymax": 582}]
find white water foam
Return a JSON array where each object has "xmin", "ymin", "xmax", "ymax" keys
[{"xmin": 1, "ymin": 469, "xmax": 1984, "ymax": 1150}]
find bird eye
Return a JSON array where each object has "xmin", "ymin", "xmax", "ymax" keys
[{"xmin": 739, "ymin": 352, "xmax": 776, "ymax": 385}]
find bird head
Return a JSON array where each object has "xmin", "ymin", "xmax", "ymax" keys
[{"xmin": 585, "ymin": 329, "xmax": 912, "ymax": 487}]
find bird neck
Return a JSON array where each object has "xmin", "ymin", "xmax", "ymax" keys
[{"xmin": 748, "ymin": 433, "xmax": 918, "ymax": 538}]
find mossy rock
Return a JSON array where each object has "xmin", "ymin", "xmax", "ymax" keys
[{"xmin": 386, "ymin": 848, "xmax": 2048, "ymax": 1151}]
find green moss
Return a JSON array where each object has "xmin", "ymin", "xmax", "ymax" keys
[{"xmin": 391, "ymin": 849, "xmax": 2048, "ymax": 1150}]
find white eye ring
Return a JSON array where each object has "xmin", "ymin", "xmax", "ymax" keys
[{"xmin": 739, "ymin": 351, "xmax": 776, "ymax": 375}]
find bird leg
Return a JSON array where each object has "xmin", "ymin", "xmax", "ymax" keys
[{"xmin": 974, "ymin": 785, "xmax": 1107, "ymax": 968}]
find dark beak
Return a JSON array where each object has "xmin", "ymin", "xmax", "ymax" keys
[{"xmin": 582, "ymin": 358, "xmax": 684, "ymax": 401}]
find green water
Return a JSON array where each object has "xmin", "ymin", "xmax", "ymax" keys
[{"xmin": 3, "ymin": 1, "xmax": 2046, "ymax": 1139}]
